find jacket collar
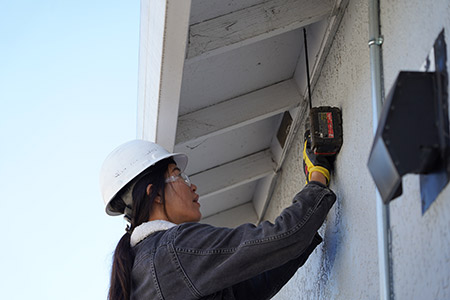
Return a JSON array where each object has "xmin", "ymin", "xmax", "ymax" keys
[{"xmin": 130, "ymin": 220, "xmax": 176, "ymax": 247}]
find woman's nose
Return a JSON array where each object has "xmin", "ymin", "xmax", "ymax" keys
[{"xmin": 191, "ymin": 183, "xmax": 197, "ymax": 193}]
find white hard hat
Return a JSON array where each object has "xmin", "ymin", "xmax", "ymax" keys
[{"xmin": 100, "ymin": 139, "xmax": 188, "ymax": 216}]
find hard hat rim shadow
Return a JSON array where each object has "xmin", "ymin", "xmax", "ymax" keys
[{"xmin": 99, "ymin": 140, "xmax": 188, "ymax": 216}]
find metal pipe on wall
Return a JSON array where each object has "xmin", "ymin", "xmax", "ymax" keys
[{"xmin": 368, "ymin": 1, "xmax": 394, "ymax": 300}]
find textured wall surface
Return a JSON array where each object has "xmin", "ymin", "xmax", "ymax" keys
[{"xmin": 265, "ymin": 0, "xmax": 450, "ymax": 299}]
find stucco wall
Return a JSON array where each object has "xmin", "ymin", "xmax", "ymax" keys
[{"xmin": 265, "ymin": 0, "xmax": 450, "ymax": 299}]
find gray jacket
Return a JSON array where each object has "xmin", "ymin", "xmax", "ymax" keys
[{"xmin": 130, "ymin": 182, "xmax": 336, "ymax": 300}]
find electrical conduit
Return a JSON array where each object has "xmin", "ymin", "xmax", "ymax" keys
[{"xmin": 368, "ymin": 1, "xmax": 394, "ymax": 300}]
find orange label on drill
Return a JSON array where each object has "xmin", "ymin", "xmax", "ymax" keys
[{"xmin": 327, "ymin": 112, "xmax": 334, "ymax": 138}]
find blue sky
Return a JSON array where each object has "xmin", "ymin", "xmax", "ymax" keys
[{"xmin": 0, "ymin": 1, "xmax": 140, "ymax": 299}]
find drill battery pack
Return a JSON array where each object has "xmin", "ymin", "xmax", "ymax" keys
[{"xmin": 309, "ymin": 106, "xmax": 343, "ymax": 155}]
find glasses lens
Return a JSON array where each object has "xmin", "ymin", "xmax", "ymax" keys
[
  {"xmin": 180, "ymin": 173, "xmax": 191, "ymax": 187},
  {"xmin": 165, "ymin": 172, "xmax": 191, "ymax": 187}
]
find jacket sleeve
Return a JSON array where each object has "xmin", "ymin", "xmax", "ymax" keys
[
  {"xmin": 170, "ymin": 182, "xmax": 336, "ymax": 298},
  {"xmin": 230, "ymin": 233, "xmax": 323, "ymax": 300}
]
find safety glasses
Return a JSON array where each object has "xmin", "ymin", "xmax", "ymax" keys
[{"xmin": 165, "ymin": 172, "xmax": 191, "ymax": 187}]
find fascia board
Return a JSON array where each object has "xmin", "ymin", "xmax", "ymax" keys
[{"xmin": 137, "ymin": 0, "xmax": 192, "ymax": 151}]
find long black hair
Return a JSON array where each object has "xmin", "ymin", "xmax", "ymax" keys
[{"xmin": 108, "ymin": 158, "xmax": 174, "ymax": 300}]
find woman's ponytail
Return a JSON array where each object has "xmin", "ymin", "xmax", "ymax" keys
[{"xmin": 109, "ymin": 232, "xmax": 134, "ymax": 300}]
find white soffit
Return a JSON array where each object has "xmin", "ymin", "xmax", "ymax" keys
[
  {"xmin": 137, "ymin": 0, "xmax": 347, "ymax": 226},
  {"xmin": 176, "ymin": 80, "xmax": 300, "ymax": 146},
  {"xmin": 189, "ymin": 0, "xmax": 267, "ymax": 25},
  {"xmin": 199, "ymin": 183, "xmax": 258, "ymax": 219},
  {"xmin": 187, "ymin": 0, "xmax": 334, "ymax": 61},
  {"xmin": 179, "ymin": 29, "xmax": 304, "ymax": 115},
  {"xmin": 176, "ymin": 116, "xmax": 280, "ymax": 175}
]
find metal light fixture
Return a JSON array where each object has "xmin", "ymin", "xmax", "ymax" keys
[{"xmin": 367, "ymin": 70, "xmax": 450, "ymax": 204}]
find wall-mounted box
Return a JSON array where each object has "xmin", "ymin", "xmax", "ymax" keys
[{"xmin": 367, "ymin": 71, "xmax": 449, "ymax": 204}]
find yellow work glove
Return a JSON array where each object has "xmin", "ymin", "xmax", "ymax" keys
[{"xmin": 303, "ymin": 130, "xmax": 333, "ymax": 185}]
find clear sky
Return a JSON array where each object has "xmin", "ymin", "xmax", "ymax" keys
[{"xmin": 0, "ymin": 1, "xmax": 140, "ymax": 299}]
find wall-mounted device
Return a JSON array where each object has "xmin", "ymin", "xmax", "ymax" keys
[
  {"xmin": 368, "ymin": 30, "xmax": 449, "ymax": 206},
  {"xmin": 367, "ymin": 71, "xmax": 449, "ymax": 203},
  {"xmin": 309, "ymin": 106, "xmax": 343, "ymax": 155},
  {"xmin": 367, "ymin": 68, "xmax": 449, "ymax": 205}
]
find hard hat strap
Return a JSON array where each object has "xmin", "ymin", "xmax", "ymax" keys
[{"xmin": 124, "ymin": 205, "xmax": 133, "ymax": 223}]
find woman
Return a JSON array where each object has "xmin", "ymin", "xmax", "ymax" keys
[{"xmin": 100, "ymin": 135, "xmax": 336, "ymax": 300}]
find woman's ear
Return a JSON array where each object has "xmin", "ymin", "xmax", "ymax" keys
[
  {"xmin": 146, "ymin": 184, "xmax": 152, "ymax": 196},
  {"xmin": 147, "ymin": 184, "xmax": 163, "ymax": 204}
]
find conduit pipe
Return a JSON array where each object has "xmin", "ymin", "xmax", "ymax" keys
[{"xmin": 368, "ymin": 1, "xmax": 394, "ymax": 300}]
